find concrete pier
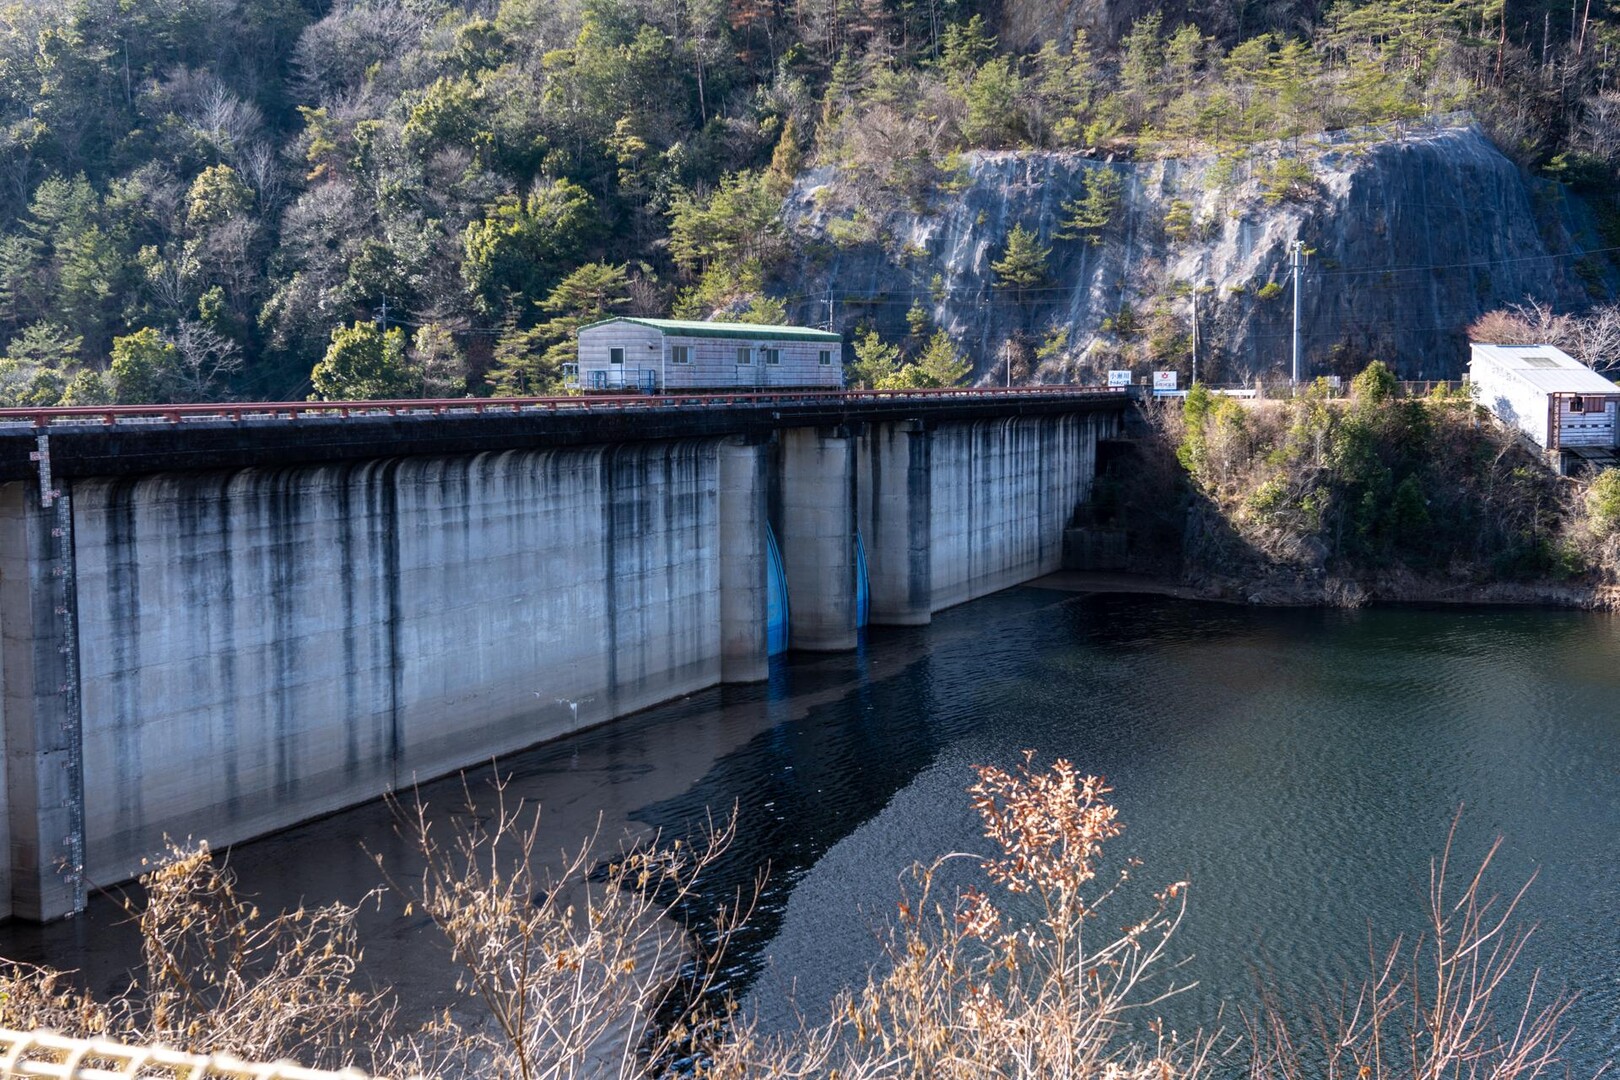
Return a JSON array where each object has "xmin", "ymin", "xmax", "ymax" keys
[
  {"xmin": 858, "ymin": 421, "xmax": 933, "ymax": 626},
  {"xmin": 859, "ymin": 413, "xmax": 1105, "ymax": 623},
  {"xmin": 779, "ymin": 427, "xmax": 859, "ymax": 652},
  {"xmin": 718, "ymin": 438, "xmax": 770, "ymax": 683},
  {"xmin": 0, "ymin": 392, "xmax": 1126, "ymax": 919}
]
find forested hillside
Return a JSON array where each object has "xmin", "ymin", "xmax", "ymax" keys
[{"xmin": 4, "ymin": 0, "xmax": 1620, "ymax": 401}]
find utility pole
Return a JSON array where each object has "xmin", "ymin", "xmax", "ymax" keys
[
  {"xmin": 1289, "ymin": 240, "xmax": 1306, "ymax": 385},
  {"xmin": 1192, "ymin": 289, "xmax": 1199, "ymax": 387},
  {"xmin": 376, "ymin": 295, "xmax": 389, "ymax": 331}
]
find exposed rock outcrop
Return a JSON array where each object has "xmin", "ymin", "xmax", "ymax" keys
[{"xmin": 779, "ymin": 123, "xmax": 1614, "ymax": 381}]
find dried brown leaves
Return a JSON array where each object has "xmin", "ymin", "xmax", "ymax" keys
[
  {"xmin": 1, "ymin": 839, "xmax": 393, "ymax": 1073},
  {"xmin": 970, "ymin": 751, "xmax": 1122, "ymax": 900},
  {"xmin": 0, "ymin": 757, "xmax": 1584, "ymax": 1080},
  {"xmin": 385, "ymin": 777, "xmax": 750, "ymax": 1080}
]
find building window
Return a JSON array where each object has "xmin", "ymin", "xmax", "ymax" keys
[
  {"xmin": 819, "ymin": 349, "xmax": 832, "ymax": 366},
  {"xmin": 610, "ymin": 347, "xmax": 625, "ymax": 365},
  {"xmin": 1571, "ymin": 395, "xmax": 1587, "ymax": 413},
  {"xmin": 736, "ymin": 346, "xmax": 751, "ymax": 365},
  {"xmin": 763, "ymin": 348, "xmax": 781, "ymax": 365},
  {"xmin": 671, "ymin": 345, "xmax": 692, "ymax": 364}
]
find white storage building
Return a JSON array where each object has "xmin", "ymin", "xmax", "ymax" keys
[
  {"xmin": 574, "ymin": 317, "xmax": 844, "ymax": 392},
  {"xmin": 1468, "ymin": 343, "xmax": 1619, "ymax": 460}
]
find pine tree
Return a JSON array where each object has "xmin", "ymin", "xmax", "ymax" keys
[
  {"xmin": 962, "ymin": 57, "xmax": 1026, "ymax": 147},
  {"xmin": 849, "ymin": 328, "xmax": 902, "ymax": 389},
  {"xmin": 543, "ymin": 262, "xmax": 631, "ymax": 320},
  {"xmin": 939, "ymin": 15, "xmax": 994, "ymax": 78},
  {"xmin": 487, "ymin": 318, "xmax": 553, "ymax": 397},
  {"xmin": 492, "ymin": 263, "xmax": 630, "ymax": 396},
  {"xmin": 1057, "ymin": 169, "xmax": 1124, "ymax": 244},
  {"xmin": 1119, "ymin": 13, "xmax": 1165, "ymax": 126},
  {"xmin": 0, "ymin": 322, "xmax": 83, "ymax": 406},
  {"xmin": 1030, "ymin": 32, "xmax": 1100, "ymax": 147},
  {"xmin": 1262, "ymin": 38, "xmax": 1322, "ymax": 138},
  {"xmin": 1166, "ymin": 23, "xmax": 1205, "ymax": 87},
  {"xmin": 1163, "ymin": 199, "xmax": 1195, "ymax": 244},
  {"xmin": 906, "ymin": 300, "xmax": 931, "ymax": 340},
  {"xmin": 767, "ymin": 117, "xmax": 804, "ymax": 196},
  {"xmin": 991, "ymin": 225, "xmax": 1050, "ymax": 293},
  {"xmin": 905, "ymin": 329, "xmax": 972, "ymax": 387},
  {"xmin": 738, "ymin": 295, "xmax": 789, "ymax": 324}
]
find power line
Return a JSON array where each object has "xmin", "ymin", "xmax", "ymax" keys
[
  {"xmin": 1314, "ymin": 243, "xmax": 1620, "ymax": 278},
  {"xmin": 342, "ymin": 242, "xmax": 1618, "ymax": 341},
  {"xmin": 764, "ymin": 247, "xmax": 1618, "ymax": 304}
]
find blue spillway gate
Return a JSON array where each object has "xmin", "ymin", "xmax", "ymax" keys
[
  {"xmin": 765, "ymin": 522, "xmax": 790, "ymax": 656},
  {"xmin": 854, "ymin": 531, "xmax": 870, "ymax": 630}
]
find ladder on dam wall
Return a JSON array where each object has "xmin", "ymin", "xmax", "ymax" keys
[
  {"xmin": 0, "ymin": 435, "xmax": 88, "ymax": 923},
  {"xmin": 30, "ymin": 437, "xmax": 84, "ymax": 915}
]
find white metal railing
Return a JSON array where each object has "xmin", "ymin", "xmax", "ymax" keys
[
  {"xmin": 0, "ymin": 1030, "xmax": 378, "ymax": 1080},
  {"xmin": 577, "ymin": 367, "xmax": 660, "ymax": 393}
]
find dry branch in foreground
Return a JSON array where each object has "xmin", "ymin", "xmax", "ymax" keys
[{"xmin": 1243, "ymin": 817, "xmax": 1579, "ymax": 1080}]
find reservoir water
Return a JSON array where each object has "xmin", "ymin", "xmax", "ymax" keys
[{"xmin": 2, "ymin": 581, "xmax": 1616, "ymax": 1074}]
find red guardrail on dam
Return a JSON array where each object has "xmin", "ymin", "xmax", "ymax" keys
[{"xmin": 0, "ymin": 385, "xmax": 1129, "ymax": 430}]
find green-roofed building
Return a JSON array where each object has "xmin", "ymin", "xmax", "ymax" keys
[{"xmin": 574, "ymin": 317, "xmax": 845, "ymax": 392}]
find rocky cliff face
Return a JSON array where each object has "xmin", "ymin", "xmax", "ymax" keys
[{"xmin": 779, "ymin": 124, "xmax": 1614, "ymax": 382}]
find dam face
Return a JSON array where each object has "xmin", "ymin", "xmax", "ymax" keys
[{"xmin": 0, "ymin": 395, "xmax": 1123, "ymax": 920}]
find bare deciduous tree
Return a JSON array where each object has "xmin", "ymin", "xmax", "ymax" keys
[
  {"xmin": 386, "ymin": 779, "xmax": 753, "ymax": 1080},
  {"xmin": 1244, "ymin": 818, "xmax": 1577, "ymax": 1080},
  {"xmin": 1576, "ymin": 91, "xmax": 1620, "ymax": 166},
  {"xmin": 1468, "ymin": 298, "xmax": 1620, "ymax": 372},
  {"xmin": 238, "ymin": 141, "xmax": 288, "ymax": 216},
  {"xmin": 168, "ymin": 320, "xmax": 245, "ymax": 400},
  {"xmin": 0, "ymin": 763, "xmax": 1593, "ymax": 1080},
  {"xmin": 704, "ymin": 754, "xmax": 1211, "ymax": 1080},
  {"xmin": 0, "ymin": 841, "xmax": 394, "ymax": 1072}
]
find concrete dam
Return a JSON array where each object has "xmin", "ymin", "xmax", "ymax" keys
[{"xmin": 0, "ymin": 390, "xmax": 1127, "ymax": 921}]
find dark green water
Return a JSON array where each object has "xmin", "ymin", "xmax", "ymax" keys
[
  {"xmin": 2, "ymin": 586, "xmax": 1615, "ymax": 1073},
  {"xmin": 633, "ymin": 589, "xmax": 1620, "ymax": 1072}
]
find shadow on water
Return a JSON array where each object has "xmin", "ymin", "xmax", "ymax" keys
[
  {"xmin": 0, "ymin": 588, "xmax": 1614, "ymax": 1075},
  {"xmin": 633, "ymin": 589, "xmax": 1279, "ymax": 998}
]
